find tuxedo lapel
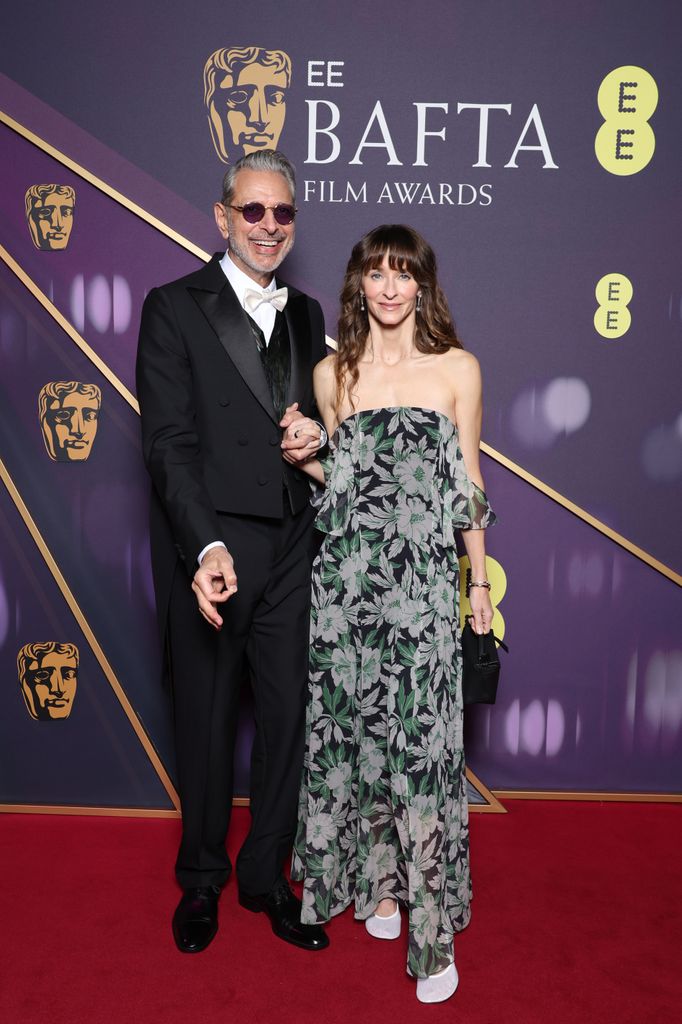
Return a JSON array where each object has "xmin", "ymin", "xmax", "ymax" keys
[
  {"xmin": 188, "ymin": 259, "xmax": 276, "ymax": 423},
  {"xmin": 283, "ymin": 290, "xmax": 311, "ymax": 409}
]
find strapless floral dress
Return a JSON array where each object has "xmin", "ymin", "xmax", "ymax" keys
[{"xmin": 292, "ymin": 407, "xmax": 496, "ymax": 977}]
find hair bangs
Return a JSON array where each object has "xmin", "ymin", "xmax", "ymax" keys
[{"xmin": 360, "ymin": 225, "xmax": 424, "ymax": 280}]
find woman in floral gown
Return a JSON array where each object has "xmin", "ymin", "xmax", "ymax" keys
[{"xmin": 285, "ymin": 225, "xmax": 495, "ymax": 1004}]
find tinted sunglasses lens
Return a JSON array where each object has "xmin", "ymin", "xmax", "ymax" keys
[
  {"xmin": 273, "ymin": 204, "xmax": 296, "ymax": 225},
  {"xmin": 240, "ymin": 203, "xmax": 266, "ymax": 223},
  {"xmin": 238, "ymin": 203, "xmax": 296, "ymax": 225}
]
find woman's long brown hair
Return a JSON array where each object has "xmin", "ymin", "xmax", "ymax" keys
[{"xmin": 335, "ymin": 224, "xmax": 462, "ymax": 411}]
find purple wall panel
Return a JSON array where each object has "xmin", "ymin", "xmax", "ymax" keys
[
  {"xmin": 0, "ymin": 256, "xmax": 178, "ymax": 782},
  {"xmin": 2, "ymin": 0, "xmax": 680, "ymax": 569},
  {"xmin": 0, "ymin": 482, "xmax": 173, "ymax": 808},
  {"xmin": 1, "ymin": 125, "xmax": 202, "ymax": 394},
  {"xmin": 468, "ymin": 458, "xmax": 682, "ymax": 792},
  {"xmin": 1, "ymin": 0, "xmax": 680, "ymax": 804}
]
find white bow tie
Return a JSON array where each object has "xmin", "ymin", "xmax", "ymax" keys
[{"xmin": 243, "ymin": 286, "xmax": 288, "ymax": 314}]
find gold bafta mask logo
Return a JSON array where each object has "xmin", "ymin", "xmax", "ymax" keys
[
  {"xmin": 17, "ymin": 642, "xmax": 79, "ymax": 721},
  {"xmin": 203, "ymin": 46, "xmax": 292, "ymax": 164},
  {"xmin": 38, "ymin": 382, "xmax": 102, "ymax": 462},
  {"xmin": 25, "ymin": 185, "xmax": 76, "ymax": 250}
]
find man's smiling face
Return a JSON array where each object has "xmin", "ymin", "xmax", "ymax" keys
[{"xmin": 214, "ymin": 168, "xmax": 295, "ymax": 287}]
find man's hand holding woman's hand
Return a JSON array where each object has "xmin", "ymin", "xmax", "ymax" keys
[{"xmin": 280, "ymin": 402, "xmax": 321, "ymax": 464}]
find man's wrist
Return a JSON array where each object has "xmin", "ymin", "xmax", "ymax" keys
[{"xmin": 197, "ymin": 540, "xmax": 226, "ymax": 566}]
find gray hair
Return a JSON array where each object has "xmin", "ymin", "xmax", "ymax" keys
[{"xmin": 221, "ymin": 150, "xmax": 296, "ymax": 206}]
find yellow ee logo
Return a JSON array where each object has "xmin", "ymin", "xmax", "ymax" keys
[
  {"xmin": 594, "ymin": 273, "xmax": 633, "ymax": 339},
  {"xmin": 459, "ymin": 555, "xmax": 507, "ymax": 641},
  {"xmin": 595, "ymin": 66, "xmax": 658, "ymax": 175}
]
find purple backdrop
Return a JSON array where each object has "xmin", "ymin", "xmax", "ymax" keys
[{"xmin": 1, "ymin": 0, "xmax": 680, "ymax": 808}]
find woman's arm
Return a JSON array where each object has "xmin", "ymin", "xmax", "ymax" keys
[
  {"xmin": 281, "ymin": 355, "xmax": 338, "ymax": 485},
  {"xmin": 451, "ymin": 351, "xmax": 494, "ymax": 635}
]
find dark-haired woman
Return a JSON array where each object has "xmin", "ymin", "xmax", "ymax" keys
[{"xmin": 287, "ymin": 225, "xmax": 495, "ymax": 1003}]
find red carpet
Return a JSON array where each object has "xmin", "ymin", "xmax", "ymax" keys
[{"xmin": 1, "ymin": 802, "xmax": 680, "ymax": 1024}]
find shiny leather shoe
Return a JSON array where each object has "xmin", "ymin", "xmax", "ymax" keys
[
  {"xmin": 172, "ymin": 885, "xmax": 221, "ymax": 953},
  {"xmin": 239, "ymin": 876, "xmax": 329, "ymax": 951}
]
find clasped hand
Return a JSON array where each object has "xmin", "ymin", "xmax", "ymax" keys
[{"xmin": 280, "ymin": 402, "xmax": 321, "ymax": 464}]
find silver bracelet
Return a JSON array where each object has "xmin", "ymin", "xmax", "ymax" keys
[{"xmin": 469, "ymin": 580, "xmax": 491, "ymax": 589}]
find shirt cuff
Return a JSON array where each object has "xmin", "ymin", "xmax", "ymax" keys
[{"xmin": 197, "ymin": 540, "xmax": 227, "ymax": 566}]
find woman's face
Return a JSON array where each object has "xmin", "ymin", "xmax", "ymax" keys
[{"xmin": 361, "ymin": 256, "xmax": 420, "ymax": 328}]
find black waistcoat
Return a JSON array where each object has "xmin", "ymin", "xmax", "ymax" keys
[
  {"xmin": 247, "ymin": 311, "xmax": 304, "ymax": 512},
  {"xmin": 248, "ymin": 310, "xmax": 290, "ymax": 422}
]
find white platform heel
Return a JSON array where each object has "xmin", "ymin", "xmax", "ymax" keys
[
  {"xmin": 364, "ymin": 902, "xmax": 401, "ymax": 939},
  {"xmin": 416, "ymin": 961, "xmax": 459, "ymax": 1004}
]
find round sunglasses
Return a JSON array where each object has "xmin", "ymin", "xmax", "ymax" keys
[{"xmin": 230, "ymin": 202, "xmax": 297, "ymax": 225}]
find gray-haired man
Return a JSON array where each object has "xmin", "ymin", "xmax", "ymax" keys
[{"xmin": 136, "ymin": 150, "xmax": 328, "ymax": 954}]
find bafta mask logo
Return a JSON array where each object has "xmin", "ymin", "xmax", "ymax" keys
[
  {"xmin": 203, "ymin": 46, "xmax": 292, "ymax": 164},
  {"xmin": 18, "ymin": 642, "xmax": 79, "ymax": 721},
  {"xmin": 39, "ymin": 382, "xmax": 102, "ymax": 462},
  {"xmin": 25, "ymin": 185, "xmax": 76, "ymax": 251}
]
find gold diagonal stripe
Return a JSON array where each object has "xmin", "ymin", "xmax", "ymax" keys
[
  {"xmin": 0, "ymin": 271, "xmax": 140, "ymax": 447},
  {"xmin": 2, "ymin": 109, "xmax": 680, "ymax": 588},
  {"xmin": 466, "ymin": 767, "xmax": 506, "ymax": 813},
  {"xmin": 0, "ymin": 803, "xmax": 181, "ymax": 818},
  {"xmin": 0, "ymin": 111, "xmax": 210, "ymax": 260},
  {"xmin": 480, "ymin": 443, "xmax": 682, "ymax": 586},
  {"xmin": 0, "ymin": 243, "xmax": 139, "ymax": 413},
  {"xmin": 0, "ymin": 456, "xmax": 181, "ymax": 812}
]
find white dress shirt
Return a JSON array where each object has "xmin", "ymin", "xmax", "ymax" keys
[{"xmin": 220, "ymin": 250, "xmax": 278, "ymax": 344}]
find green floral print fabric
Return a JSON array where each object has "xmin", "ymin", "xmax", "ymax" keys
[{"xmin": 292, "ymin": 407, "xmax": 495, "ymax": 977}]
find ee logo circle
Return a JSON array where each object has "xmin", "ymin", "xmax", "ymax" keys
[
  {"xmin": 595, "ymin": 66, "xmax": 658, "ymax": 175},
  {"xmin": 594, "ymin": 273, "xmax": 633, "ymax": 339}
]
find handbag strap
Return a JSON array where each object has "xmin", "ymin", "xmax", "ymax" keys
[{"xmin": 466, "ymin": 616, "xmax": 509, "ymax": 654}]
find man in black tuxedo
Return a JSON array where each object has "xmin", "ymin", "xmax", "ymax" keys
[{"xmin": 136, "ymin": 150, "xmax": 328, "ymax": 954}]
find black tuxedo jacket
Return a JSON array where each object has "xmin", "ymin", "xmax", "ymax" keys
[{"xmin": 136, "ymin": 253, "xmax": 327, "ymax": 635}]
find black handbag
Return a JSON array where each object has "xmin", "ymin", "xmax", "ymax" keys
[{"xmin": 461, "ymin": 617, "xmax": 508, "ymax": 705}]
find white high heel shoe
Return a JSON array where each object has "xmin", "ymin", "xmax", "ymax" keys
[
  {"xmin": 364, "ymin": 903, "xmax": 401, "ymax": 939},
  {"xmin": 416, "ymin": 962, "xmax": 459, "ymax": 1004}
]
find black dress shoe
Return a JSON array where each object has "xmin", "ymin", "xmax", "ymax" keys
[
  {"xmin": 172, "ymin": 885, "xmax": 221, "ymax": 953},
  {"xmin": 239, "ymin": 876, "xmax": 329, "ymax": 951}
]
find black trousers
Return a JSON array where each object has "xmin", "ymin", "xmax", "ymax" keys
[{"xmin": 168, "ymin": 502, "xmax": 317, "ymax": 894}]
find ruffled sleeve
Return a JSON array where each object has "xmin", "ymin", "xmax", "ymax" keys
[{"xmin": 439, "ymin": 428, "xmax": 496, "ymax": 546}]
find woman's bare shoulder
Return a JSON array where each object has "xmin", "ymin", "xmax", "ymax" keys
[
  {"xmin": 439, "ymin": 346, "xmax": 481, "ymax": 382},
  {"xmin": 313, "ymin": 355, "xmax": 338, "ymax": 425},
  {"xmin": 313, "ymin": 353, "xmax": 337, "ymax": 382},
  {"xmin": 442, "ymin": 346, "xmax": 479, "ymax": 368},
  {"xmin": 436, "ymin": 349, "xmax": 481, "ymax": 411}
]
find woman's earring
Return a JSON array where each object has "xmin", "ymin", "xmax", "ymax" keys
[
  {"xmin": 360, "ymin": 292, "xmax": 365, "ymax": 311},
  {"xmin": 416, "ymin": 293, "xmax": 422, "ymax": 313}
]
